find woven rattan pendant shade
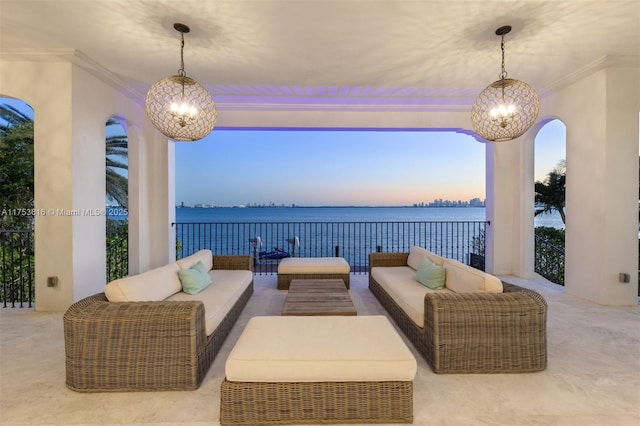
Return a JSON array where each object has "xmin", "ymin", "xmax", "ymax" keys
[
  {"xmin": 145, "ymin": 75, "xmax": 216, "ymax": 141},
  {"xmin": 471, "ymin": 77, "xmax": 539, "ymax": 142},
  {"xmin": 471, "ymin": 26, "xmax": 539, "ymax": 142},
  {"xmin": 145, "ymin": 23, "xmax": 216, "ymax": 142}
]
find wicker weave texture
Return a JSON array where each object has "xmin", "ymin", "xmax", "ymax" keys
[
  {"xmin": 369, "ymin": 252, "xmax": 547, "ymax": 374},
  {"xmin": 369, "ymin": 252, "xmax": 410, "ymax": 268},
  {"xmin": 220, "ymin": 379, "xmax": 413, "ymax": 425},
  {"xmin": 213, "ymin": 255, "xmax": 254, "ymax": 271},
  {"xmin": 277, "ymin": 273, "xmax": 350, "ymax": 290},
  {"xmin": 63, "ymin": 256, "xmax": 254, "ymax": 392}
]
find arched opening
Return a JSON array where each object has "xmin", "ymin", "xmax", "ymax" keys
[
  {"xmin": 534, "ymin": 119, "xmax": 567, "ymax": 285},
  {"xmin": 0, "ymin": 97, "xmax": 35, "ymax": 307},
  {"xmin": 105, "ymin": 117, "xmax": 128, "ymax": 281},
  {"xmin": 174, "ymin": 129, "xmax": 487, "ymax": 269}
]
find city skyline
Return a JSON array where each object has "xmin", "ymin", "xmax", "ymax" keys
[{"xmin": 177, "ymin": 197, "xmax": 487, "ymax": 209}]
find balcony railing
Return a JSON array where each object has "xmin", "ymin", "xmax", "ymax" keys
[
  {"xmin": 1, "ymin": 230, "xmax": 34, "ymax": 308},
  {"xmin": 3, "ymin": 221, "xmax": 575, "ymax": 308},
  {"xmin": 174, "ymin": 221, "xmax": 488, "ymax": 274},
  {"xmin": 534, "ymin": 234, "xmax": 565, "ymax": 285}
]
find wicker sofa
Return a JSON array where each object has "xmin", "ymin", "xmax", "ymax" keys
[
  {"xmin": 63, "ymin": 250, "xmax": 253, "ymax": 392},
  {"xmin": 369, "ymin": 246, "xmax": 547, "ymax": 374}
]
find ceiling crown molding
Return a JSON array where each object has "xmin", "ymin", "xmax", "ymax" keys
[
  {"xmin": 540, "ymin": 55, "xmax": 640, "ymax": 97},
  {"xmin": 0, "ymin": 48, "xmax": 146, "ymax": 100}
]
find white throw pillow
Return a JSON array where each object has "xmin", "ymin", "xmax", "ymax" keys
[
  {"xmin": 105, "ymin": 262, "xmax": 183, "ymax": 302},
  {"xmin": 407, "ymin": 246, "xmax": 445, "ymax": 270},
  {"xmin": 176, "ymin": 249, "xmax": 213, "ymax": 272},
  {"xmin": 443, "ymin": 259, "xmax": 503, "ymax": 293}
]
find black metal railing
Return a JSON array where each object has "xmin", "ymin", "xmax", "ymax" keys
[
  {"xmin": 106, "ymin": 235, "xmax": 128, "ymax": 282},
  {"xmin": 1, "ymin": 230, "xmax": 34, "ymax": 307},
  {"xmin": 534, "ymin": 235, "xmax": 565, "ymax": 285},
  {"xmin": 174, "ymin": 221, "xmax": 488, "ymax": 274}
]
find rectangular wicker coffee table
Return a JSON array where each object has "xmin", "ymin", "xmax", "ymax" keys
[
  {"xmin": 220, "ymin": 316, "xmax": 417, "ymax": 425},
  {"xmin": 281, "ymin": 278, "xmax": 356, "ymax": 316}
]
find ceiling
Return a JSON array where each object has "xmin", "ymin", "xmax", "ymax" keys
[{"xmin": 1, "ymin": 0, "xmax": 639, "ymax": 111}]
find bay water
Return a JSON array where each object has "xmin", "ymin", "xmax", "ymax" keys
[{"xmin": 172, "ymin": 207, "xmax": 563, "ymax": 268}]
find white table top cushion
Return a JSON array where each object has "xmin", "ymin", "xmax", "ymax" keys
[
  {"xmin": 277, "ymin": 257, "xmax": 350, "ymax": 274},
  {"xmin": 225, "ymin": 315, "xmax": 417, "ymax": 382}
]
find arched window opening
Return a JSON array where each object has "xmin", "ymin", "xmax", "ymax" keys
[
  {"xmin": 534, "ymin": 119, "xmax": 567, "ymax": 285},
  {"xmin": 0, "ymin": 97, "xmax": 35, "ymax": 307}
]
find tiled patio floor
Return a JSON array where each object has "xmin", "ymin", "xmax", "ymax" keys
[{"xmin": 1, "ymin": 274, "xmax": 638, "ymax": 426}]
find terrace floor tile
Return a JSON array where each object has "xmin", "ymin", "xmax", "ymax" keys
[{"xmin": 1, "ymin": 274, "xmax": 638, "ymax": 426}]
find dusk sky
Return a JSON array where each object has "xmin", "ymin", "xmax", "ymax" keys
[
  {"xmin": 175, "ymin": 122, "xmax": 566, "ymax": 207},
  {"xmin": 1, "ymin": 97, "xmax": 566, "ymax": 207}
]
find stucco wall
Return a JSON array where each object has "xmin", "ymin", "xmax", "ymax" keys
[
  {"xmin": 1, "ymin": 59, "xmax": 175, "ymax": 310},
  {"xmin": 542, "ymin": 67, "xmax": 639, "ymax": 305}
]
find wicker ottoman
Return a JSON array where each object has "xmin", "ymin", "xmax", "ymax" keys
[
  {"xmin": 220, "ymin": 316, "xmax": 416, "ymax": 425},
  {"xmin": 277, "ymin": 257, "xmax": 351, "ymax": 289}
]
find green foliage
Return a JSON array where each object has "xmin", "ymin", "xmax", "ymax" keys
[
  {"xmin": 0, "ymin": 105, "xmax": 34, "ymax": 231},
  {"xmin": 534, "ymin": 226, "xmax": 565, "ymax": 285},
  {"xmin": 535, "ymin": 161, "xmax": 566, "ymax": 225},
  {"xmin": 534, "ymin": 226, "xmax": 565, "ymax": 247},
  {"xmin": 106, "ymin": 219, "xmax": 128, "ymax": 281}
]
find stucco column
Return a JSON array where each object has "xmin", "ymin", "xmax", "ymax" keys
[
  {"xmin": 485, "ymin": 131, "xmax": 536, "ymax": 278},
  {"xmin": 141, "ymin": 132, "xmax": 176, "ymax": 269}
]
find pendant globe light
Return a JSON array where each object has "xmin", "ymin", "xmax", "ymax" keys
[
  {"xmin": 145, "ymin": 23, "xmax": 217, "ymax": 142},
  {"xmin": 471, "ymin": 26, "xmax": 539, "ymax": 142}
]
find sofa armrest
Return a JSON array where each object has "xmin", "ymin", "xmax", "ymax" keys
[
  {"xmin": 425, "ymin": 285, "xmax": 547, "ymax": 322},
  {"xmin": 369, "ymin": 252, "xmax": 410, "ymax": 270},
  {"xmin": 212, "ymin": 254, "xmax": 253, "ymax": 271},
  {"xmin": 63, "ymin": 293, "xmax": 207, "ymax": 390},
  {"xmin": 423, "ymin": 283, "xmax": 547, "ymax": 373}
]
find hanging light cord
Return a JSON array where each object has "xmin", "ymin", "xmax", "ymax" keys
[
  {"xmin": 499, "ymin": 34, "xmax": 508, "ymax": 81},
  {"xmin": 178, "ymin": 32, "xmax": 186, "ymax": 77}
]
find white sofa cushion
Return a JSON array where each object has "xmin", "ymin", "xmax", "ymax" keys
[
  {"xmin": 105, "ymin": 262, "xmax": 182, "ymax": 302},
  {"xmin": 225, "ymin": 315, "xmax": 417, "ymax": 382},
  {"xmin": 407, "ymin": 246, "xmax": 445, "ymax": 270},
  {"xmin": 176, "ymin": 249, "xmax": 213, "ymax": 272},
  {"xmin": 443, "ymin": 259, "xmax": 503, "ymax": 293},
  {"xmin": 278, "ymin": 257, "xmax": 350, "ymax": 274},
  {"xmin": 371, "ymin": 266, "xmax": 453, "ymax": 327},
  {"xmin": 166, "ymin": 269, "xmax": 253, "ymax": 336}
]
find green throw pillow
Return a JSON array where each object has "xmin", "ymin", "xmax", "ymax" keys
[
  {"xmin": 191, "ymin": 260, "xmax": 209, "ymax": 277},
  {"xmin": 415, "ymin": 257, "xmax": 446, "ymax": 290},
  {"xmin": 178, "ymin": 261, "xmax": 212, "ymax": 295}
]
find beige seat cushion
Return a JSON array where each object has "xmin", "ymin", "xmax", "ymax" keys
[
  {"xmin": 278, "ymin": 257, "xmax": 350, "ymax": 274},
  {"xmin": 371, "ymin": 266, "xmax": 454, "ymax": 328},
  {"xmin": 225, "ymin": 315, "xmax": 417, "ymax": 382},
  {"xmin": 104, "ymin": 262, "xmax": 182, "ymax": 302},
  {"xmin": 166, "ymin": 269, "xmax": 253, "ymax": 336}
]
